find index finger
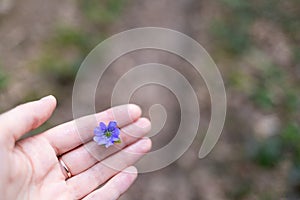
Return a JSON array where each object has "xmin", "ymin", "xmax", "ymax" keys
[{"xmin": 40, "ymin": 104, "xmax": 142, "ymax": 155}]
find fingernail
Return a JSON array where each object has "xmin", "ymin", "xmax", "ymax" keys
[
  {"xmin": 129, "ymin": 104, "xmax": 142, "ymax": 117},
  {"xmin": 136, "ymin": 118, "xmax": 151, "ymax": 129},
  {"xmin": 129, "ymin": 138, "xmax": 151, "ymax": 152},
  {"xmin": 124, "ymin": 166, "xmax": 138, "ymax": 174},
  {"xmin": 40, "ymin": 95, "xmax": 56, "ymax": 102}
]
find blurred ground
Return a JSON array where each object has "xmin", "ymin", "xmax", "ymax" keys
[{"xmin": 0, "ymin": 0, "xmax": 300, "ymax": 199}]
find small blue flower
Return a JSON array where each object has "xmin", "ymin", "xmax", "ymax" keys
[{"xmin": 93, "ymin": 121, "xmax": 121, "ymax": 148}]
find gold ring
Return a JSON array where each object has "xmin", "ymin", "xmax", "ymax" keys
[{"xmin": 59, "ymin": 158, "xmax": 72, "ymax": 179}]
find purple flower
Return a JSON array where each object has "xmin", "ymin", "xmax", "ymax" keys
[{"xmin": 93, "ymin": 121, "xmax": 121, "ymax": 148}]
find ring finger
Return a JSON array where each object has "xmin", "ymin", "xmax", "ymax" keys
[{"xmin": 67, "ymin": 137, "xmax": 152, "ymax": 199}]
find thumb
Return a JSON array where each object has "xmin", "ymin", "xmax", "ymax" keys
[{"xmin": 0, "ymin": 95, "xmax": 57, "ymax": 147}]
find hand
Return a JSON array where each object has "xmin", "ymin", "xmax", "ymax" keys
[{"xmin": 0, "ymin": 96, "xmax": 151, "ymax": 200}]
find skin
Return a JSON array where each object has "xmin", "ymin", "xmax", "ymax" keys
[{"xmin": 0, "ymin": 95, "xmax": 152, "ymax": 200}]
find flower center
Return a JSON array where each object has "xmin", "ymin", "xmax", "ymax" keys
[{"xmin": 104, "ymin": 131, "xmax": 112, "ymax": 138}]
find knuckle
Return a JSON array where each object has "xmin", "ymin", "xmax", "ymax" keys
[{"xmin": 29, "ymin": 111, "xmax": 42, "ymax": 129}]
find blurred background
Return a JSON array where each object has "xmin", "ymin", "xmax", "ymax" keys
[{"xmin": 0, "ymin": 0, "xmax": 300, "ymax": 199}]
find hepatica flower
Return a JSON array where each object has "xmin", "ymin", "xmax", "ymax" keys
[{"xmin": 93, "ymin": 121, "xmax": 121, "ymax": 148}]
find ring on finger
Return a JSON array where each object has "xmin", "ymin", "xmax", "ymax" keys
[{"xmin": 59, "ymin": 157, "xmax": 72, "ymax": 179}]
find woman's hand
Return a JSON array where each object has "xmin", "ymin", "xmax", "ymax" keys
[{"xmin": 0, "ymin": 96, "xmax": 151, "ymax": 200}]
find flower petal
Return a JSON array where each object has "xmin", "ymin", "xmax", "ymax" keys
[
  {"xmin": 111, "ymin": 128, "xmax": 120, "ymax": 137},
  {"xmin": 94, "ymin": 127, "xmax": 104, "ymax": 136},
  {"xmin": 99, "ymin": 122, "xmax": 107, "ymax": 132},
  {"xmin": 105, "ymin": 141, "xmax": 114, "ymax": 148},
  {"xmin": 93, "ymin": 136, "xmax": 107, "ymax": 145},
  {"xmin": 108, "ymin": 121, "xmax": 117, "ymax": 131},
  {"xmin": 112, "ymin": 137, "xmax": 120, "ymax": 142}
]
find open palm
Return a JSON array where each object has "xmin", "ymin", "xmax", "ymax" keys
[{"xmin": 0, "ymin": 96, "xmax": 151, "ymax": 200}]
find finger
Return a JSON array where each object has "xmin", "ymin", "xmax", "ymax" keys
[
  {"xmin": 67, "ymin": 138, "xmax": 151, "ymax": 199},
  {"xmin": 60, "ymin": 117, "xmax": 151, "ymax": 176},
  {"xmin": 83, "ymin": 166, "xmax": 138, "ymax": 200},
  {"xmin": 41, "ymin": 104, "xmax": 142, "ymax": 155},
  {"xmin": 0, "ymin": 95, "xmax": 56, "ymax": 147}
]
